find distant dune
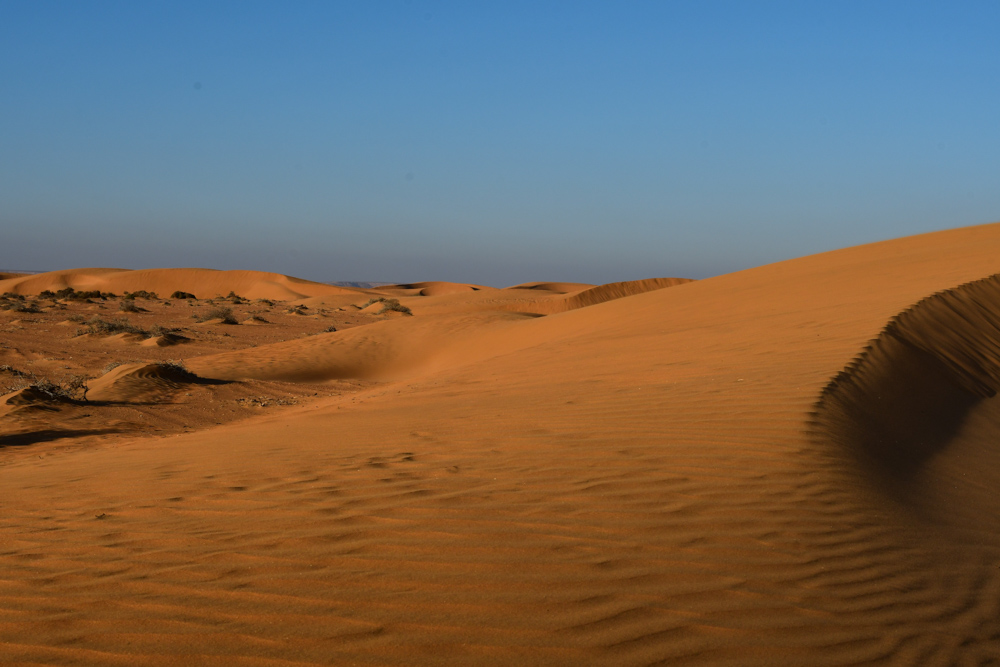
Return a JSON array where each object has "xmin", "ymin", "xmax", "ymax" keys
[
  {"xmin": 6, "ymin": 223, "xmax": 1000, "ymax": 664},
  {"xmin": 0, "ymin": 267, "xmax": 368, "ymax": 300}
]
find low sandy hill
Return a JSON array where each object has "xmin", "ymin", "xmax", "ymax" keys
[
  {"xmin": 7, "ymin": 222, "xmax": 1000, "ymax": 665},
  {"xmin": 0, "ymin": 272, "xmax": 27, "ymax": 281},
  {"xmin": 187, "ymin": 311, "xmax": 540, "ymax": 383},
  {"xmin": 380, "ymin": 281, "xmax": 493, "ymax": 297},
  {"xmin": 86, "ymin": 362, "xmax": 214, "ymax": 403},
  {"xmin": 0, "ymin": 267, "xmax": 363, "ymax": 301}
]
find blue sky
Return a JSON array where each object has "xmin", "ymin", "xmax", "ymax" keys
[{"xmin": 2, "ymin": 1, "xmax": 999, "ymax": 286}]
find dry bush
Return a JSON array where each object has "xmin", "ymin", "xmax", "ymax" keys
[
  {"xmin": 360, "ymin": 297, "xmax": 412, "ymax": 315},
  {"xmin": 200, "ymin": 306, "xmax": 238, "ymax": 324},
  {"xmin": 76, "ymin": 316, "xmax": 149, "ymax": 337},
  {"xmin": 124, "ymin": 290, "xmax": 159, "ymax": 300}
]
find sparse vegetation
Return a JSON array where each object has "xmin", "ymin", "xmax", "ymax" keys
[
  {"xmin": 170, "ymin": 290, "xmax": 196, "ymax": 299},
  {"xmin": 119, "ymin": 299, "xmax": 141, "ymax": 312},
  {"xmin": 13, "ymin": 301, "xmax": 43, "ymax": 313},
  {"xmin": 75, "ymin": 316, "xmax": 149, "ymax": 337},
  {"xmin": 200, "ymin": 306, "xmax": 239, "ymax": 325},
  {"xmin": 227, "ymin": 291, "xmax": 248, "ymax": 304},
  {"xmin": 123, "ymin": 290, "xmax": 159, "ymax": 300},
  {"xmin": 161, "ymin": 360, "xmax": 195, "ymax": 377},
  {"xmin": 150, "ymin": 324, "xmax": 178, "ymax": 337},
  {"xmin": 38, "ymin": 288, "xmax": 107, "ymax": 301},
  {"xmin": 0, "ymin": 369, "xmax": 90, "ymax": 401},
  {"xmin": 286, "ymin": 305, "xmax": 309, "ymax": 315}
]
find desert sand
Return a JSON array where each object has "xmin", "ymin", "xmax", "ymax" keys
[{"xmin": 4, "ymin": 223, "xmax": 1000, "ymax": 665}]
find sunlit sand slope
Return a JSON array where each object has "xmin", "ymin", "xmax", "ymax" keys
[
  {"xmin": 5, "ymin": 223, "xmax": 1000, "ymax": 665},
  {"xmin": 0, "ymin": 268, "xmax": 363, "ymax": 301}
]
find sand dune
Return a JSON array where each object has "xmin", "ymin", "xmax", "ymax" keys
[
  {"xmin": 6, "ymin": 223, "xmax": 1000, "ymax": 664},
  {"xmin": 380, "ymin": 281, "xmax": 492, "ymax": 297},
  {"xmin": 0, "ymin": 267, "xmax": 364, "ymax": 301}
]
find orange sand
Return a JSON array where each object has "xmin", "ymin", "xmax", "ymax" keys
[{"xmin": 5, "ymin": 223, "xmax": 1000, "ymax": 664}]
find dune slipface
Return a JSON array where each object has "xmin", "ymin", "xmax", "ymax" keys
[
  {"xmin": 5, "ymin": 223, "xmax": 1000, "ymax": 665},
  {"xmin": 812, "ymin": 272, "xmax": 1000, "ymax": 541}
]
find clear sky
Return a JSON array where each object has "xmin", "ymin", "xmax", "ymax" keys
[{"xmin": 2, "ymin": 1, "xmax": 999, "ymax": 286}]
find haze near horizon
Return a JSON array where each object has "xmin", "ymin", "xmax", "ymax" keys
[{"xmin": 2, "ymin": 1, "xmax": 999, "ymax": 285}]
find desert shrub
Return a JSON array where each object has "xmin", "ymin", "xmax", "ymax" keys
[
  {"xmin": 286, "ymin": 305, "xmax": 308, "ymax": 315},
  {"xmin": 324, "ymin": 325, "xmax": 338, "ymax": 332},
  {"xmin": 62, "ymin": 374, "xmax": 91, "ymax": 401},
  {"xmin": 76, "ymin": 316, "xmax": 148, "ymax": 337},
  {"xmin": 119, "ymin": 299, "xmax": 140, "ymax": 312},
  {"xmin": 248, "ymin": 314, "xmax": 269, "ymax": 323},
  {"xmin": 360, "ymin": 297, "xmax": 412, "ymax": 315},
  {"xmin": 0, "ymin": 373, "xmax": 88, "ymax": 401},
  {"xmin": 13, "ymin": 301, "xmax": 42, "ymax": 313},
  {"xmin": 149, "ymin": 324, "xmax": 184, "ymax": 337},
  {"xmin": 379, "ymin": 298, "xmax": 412, "ymax": 315},
  {"xmin": 47, "ymin": 288, "xmax": 106, "ymax": 301},
  {"xmin": 170, "ymin": 290, "xmax": 196, "ymax": 299},
  {"xmin": 161, "ymin": 360, "xmax": 196, "ymax": 377},
  {"xmin": 124, "ymin": 290, "xmax": 159, "ymax": 300},
  {"xmin": 66, "ymin": 314, "xmax": 87, "ymax": 323},
  {"xmin": 2, "ymin": 292, "xmax": 24, "ymax": 301},
  {"xmin": 256, "ymin": 298, "xmax": 275, "ymax": 307},
  {"xmin": 226, "ymin": 291, "xmax": 248, "ymax": 304},
  {"xmin": 0, "ymin": 365, "xmax": 29, "ymax": 391},
  {"xmin": 200, "ymin": 306, "xmax": 238, "ymax": 325}
]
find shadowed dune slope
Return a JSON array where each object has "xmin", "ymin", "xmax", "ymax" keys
[
  {"xmin": 0, "ymin": 268, "xmax": 364, "ymax": 300},
  {"xmin": 9, "ymin": 222, "xmax": 1000, "ymax": 665},
  {"xmin": 811, "ymin": 272, "xmax": 1000, "ymax": 538}
]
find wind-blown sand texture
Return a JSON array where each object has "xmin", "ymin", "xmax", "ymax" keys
[{"xmin": 5, "ymin": 223, "xmax": 1000, "ymax": 664}]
